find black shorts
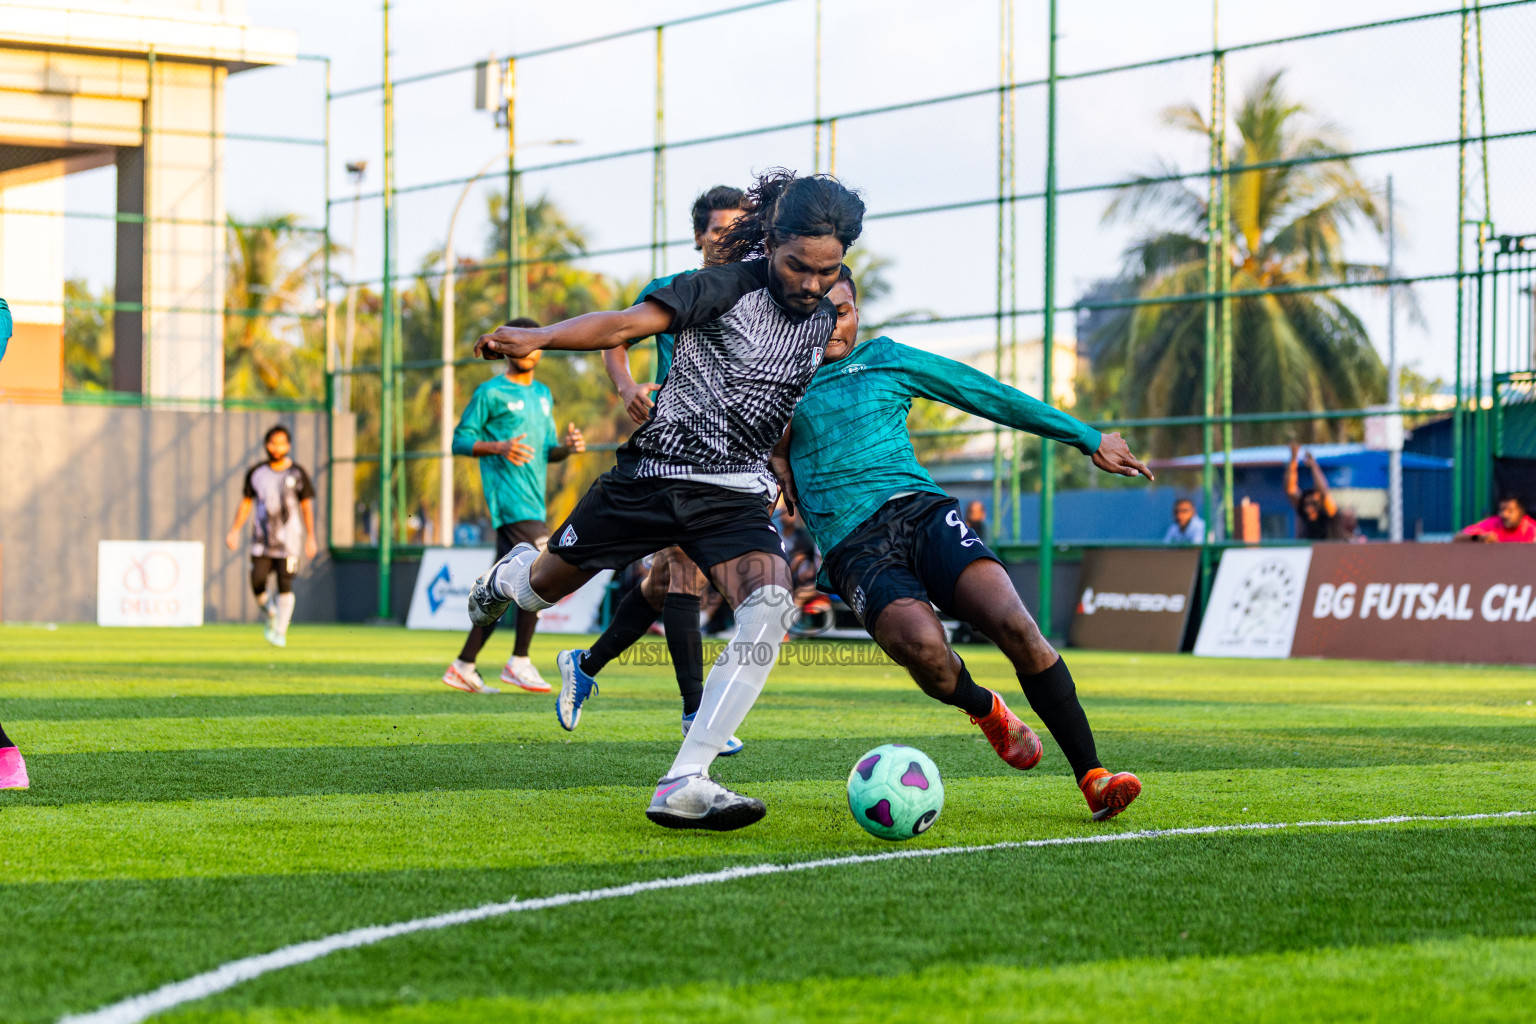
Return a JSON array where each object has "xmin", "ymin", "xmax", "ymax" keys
[
  {"xmin": 821, "ymin": 492, "xmax": 1000, "ymax": 630},
  {"xmin": 250, "ymin": 556, "xmax": 297, "ymax": 595},
  {"xmin": 494, "ymin": 520, "xmax": 550, "ymax": 560},
  {"xmin": 548, "ymin": 469, "xmax": 784, "ymax": 572}
]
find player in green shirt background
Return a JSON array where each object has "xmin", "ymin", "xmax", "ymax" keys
[
  {"xmin": 772, "ymin": 269, "xmax": 1154, "ymax": 821},
  {"xmin": 443, "ymin": 317, "xmax": 585, "ymax": 695}
]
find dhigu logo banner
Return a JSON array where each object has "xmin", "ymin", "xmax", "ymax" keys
[
  {"xmin": 1292, "ymin": 544, "xmax": 1536, "ymax": 665},
  {"xmin": 97, "ymin": 541, "xmax": 205, "ymax": 626}
]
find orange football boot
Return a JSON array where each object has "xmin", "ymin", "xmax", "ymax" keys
[
  {"xmin": 1080, "ymin": 767, "xmax": 1141, "ymax": 821},
  {"xmin": 971, "ymin": 690, "xmax": 1043, "ymax": 770}
]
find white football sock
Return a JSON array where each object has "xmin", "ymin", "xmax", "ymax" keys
[
  {"xmin": 667, "ymin": 585, "xmax": 793, "ymax": 778},
  {"xmin": 273, "ymin": 592, "xmax": 296, "ymax": 634},
  {"xmin": 495, "ymin": 546, "xmax": 554, "ymax": 611}
]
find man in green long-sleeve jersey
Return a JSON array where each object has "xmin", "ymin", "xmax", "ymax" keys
[{"xmin": 771, "ymin": 268, "xmax": 1154, "ymax": 822}]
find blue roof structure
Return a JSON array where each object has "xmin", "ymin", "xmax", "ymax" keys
[{"xmin": 1150, "ymin": 443, "xmax": 1451, "ymax": 489}]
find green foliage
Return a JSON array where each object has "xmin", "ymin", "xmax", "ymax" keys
[
  {"xmin": 1085, "ymin": 71, "xmax": 1391, "ymax": 455},
  {"xmin": 223, "ymin": 215, "xmax": 328, "ymax": 401},
  {"xmin": 62, "ymin": 277, "xmax": 113, "ymax": 390},
  {"xmin": 372, "ymin": 189, "xmax": 640, "ymax": 535}
]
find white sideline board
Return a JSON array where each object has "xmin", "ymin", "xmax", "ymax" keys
[
  {"xmin": 406, "ymin": 547, "xmax": 611, "ymax": 633},
  {"xmin": 1193, "ymin": 547, "xmax": 1313, "ymax": 659},
  {"xmin": 97, "ymin": 540, "xmax": 205, "ymax": 627}
]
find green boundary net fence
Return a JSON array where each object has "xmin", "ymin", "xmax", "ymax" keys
[{"xmin": 23, "ymin": 0, "xmax": 1536, "ymax": 626}]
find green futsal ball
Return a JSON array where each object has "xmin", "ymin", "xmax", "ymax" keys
[{"xmin": 846, "ymin": 743, "xmax": 945, "ymax": 841}]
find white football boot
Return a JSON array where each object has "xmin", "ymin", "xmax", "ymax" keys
[{"xmin": 645, "ymin": 773, "xmax": 766, "ymax": 831}]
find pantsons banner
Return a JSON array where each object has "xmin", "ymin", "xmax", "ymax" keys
[
  {"xmin": 1291, "ymin": 544, "xmax": 1536, "ymax": 665},
  {"xmin": 1070, "ymin": 548, "xmax": 1200, "ymax": 653}
]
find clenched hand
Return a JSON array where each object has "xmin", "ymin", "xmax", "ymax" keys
[{"xmin": 474, "ymin": 323, "xmax": 542, "ymax": 360}]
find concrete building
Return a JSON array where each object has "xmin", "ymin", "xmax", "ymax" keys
[{"xmin": 0, "ymin": 0, "xmax": 296, "ymax": 400}]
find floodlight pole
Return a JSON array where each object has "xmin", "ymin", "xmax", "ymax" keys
[
  {"xmin": 652, "ymin": 27, "xmax": 666, "ymax": 280},
  {"xmin": 441, "ymin": 153, "xmax": 507, "ymax": 549},
  {"xmin": 1039, "ymin": 0, "xmax": 1058, "ymax": 635},
  {"xmin": 340, "ymin": 163, "xmax": 365, "ymax": 416},
  {"xmin": 813, "ymin": 0, "xmax": 823, "ymax": 173},
  {"xmin": 506, "ymin": 57, "xmax": 519, "ymax": 322}
]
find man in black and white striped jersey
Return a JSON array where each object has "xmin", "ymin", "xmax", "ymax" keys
[{"xmin": 467, "ymin": 169, "xmax": 865, "ymax": 833}]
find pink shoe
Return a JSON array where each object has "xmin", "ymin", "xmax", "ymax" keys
[{"xmin": 0, "ymin": 746, "xmax": 29, "ymax": 790}]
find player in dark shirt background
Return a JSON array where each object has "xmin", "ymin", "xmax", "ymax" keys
[{"xmin": 226, "ymin": 425, "xmax": 318, "ymax": 647}]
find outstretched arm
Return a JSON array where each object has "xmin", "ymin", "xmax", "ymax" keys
[
  {"xmin": 897, "ymin": 343, "xmax": 1152, "ymax": 480},
  {"xmin": 1285, "ymin": 441, "xmax": 1303, "ymax": 508},
  {"xmin": 475, "ymin": 300, "xmax": 674, "ymax": 360},
  {"xmin": 1305, "ymin": 452, "xmax": 1338, "ymax": 516}
]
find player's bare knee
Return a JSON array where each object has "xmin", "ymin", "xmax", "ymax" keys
[{"xmin": 878, "ymin": 603, "xmax": 955, "ymax": 692}]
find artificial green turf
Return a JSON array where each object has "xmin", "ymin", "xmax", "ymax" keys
[
  {"xmin": 164, "ymin": 936, "xmax": 1536, "ymax": 1024},
  {"xmin": 3, "ymin": 624, "xmax": 1534, "ymax": 1023}
]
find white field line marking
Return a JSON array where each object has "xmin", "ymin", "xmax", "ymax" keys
[{"xmin": 60, "ymin": 809, "xmax": 1534, "ymax": 1024}]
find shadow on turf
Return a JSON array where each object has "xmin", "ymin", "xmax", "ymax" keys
[{"xmin": 6, "ymin": 723, "xmax": 1533, "ymax": 805}]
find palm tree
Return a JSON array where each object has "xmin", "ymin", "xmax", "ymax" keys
[
  {"xmin": 394, "ymin": 189, "xmax": 637, "ymax": 535},
  {"xmin": 1085, "ymin": 70, "xmax": 1391, "ymax": 451},
  {"xmin": 224, "ymin": 214, "xmax": 327, "ymax": 399}
]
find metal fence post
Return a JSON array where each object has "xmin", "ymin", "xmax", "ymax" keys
[
  {"xmin": 378, "ymin": 0, "xmax": 396, "ymax": 619},
  {"xmin": 1452, "ymin": 1, "xmax": 1469, "ymax": 529},
  {"xmin": 1039, "ymin": 0, "xmax": 1058, "ymax": 633},
  {"xmin": 1201, "ymin": 5, "xmax": 1219, "ymax": 590}
]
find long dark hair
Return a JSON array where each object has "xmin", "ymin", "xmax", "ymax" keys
[{"xmin": 714, "ymin": 168, "xmax": 865, "ymax": 264}]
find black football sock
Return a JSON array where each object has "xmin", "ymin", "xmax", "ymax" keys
[
  {"xmin": 934, "ymin": 659, "xmax": 996, "ymax": 719},
  {"xmin": 0, "ymin": 722, "xmax": 12, "ymax": 749},
  {"xmin": 582, "ymin": 585, "xmax": 659, "ymax": 676},
  {"xmin": 511, "ymin": 608, "xmax": 539, "ymax": 658},
  {"xmin": 664, "ymin": 593, "xmax": 704, "ymax": 716},
  {"xmin": 1017, "ymin": 656, "xmax": 1102, "ymax": 781},
  {"xmin": 457, "ymin": 622, "xmax": 497, "ymax": 663}
]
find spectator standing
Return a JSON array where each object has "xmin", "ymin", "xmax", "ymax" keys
[
  {"xmin": 964, "ymin": 500, "xmax": 988, "ymax": 543},
  {"xmin": 1285, "ymin": 442, "xmax": 1343, "ymax": 540},
  {"xmin": 1162, "ymin": 498, "xmax": 1206, "ymax": 544},
  {"xmin": 1455, "ymin": 494, "xmax": 1536, "ymax": 543}
]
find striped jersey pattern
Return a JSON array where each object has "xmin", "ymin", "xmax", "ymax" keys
[{"xmin": 623, "ymin": 282, "xmax": 833, "ymax": 495}]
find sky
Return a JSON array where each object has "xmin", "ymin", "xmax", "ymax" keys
[{"xmin": 63, "ymin": 0, "xmax": 1535, "ymax": 383}]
